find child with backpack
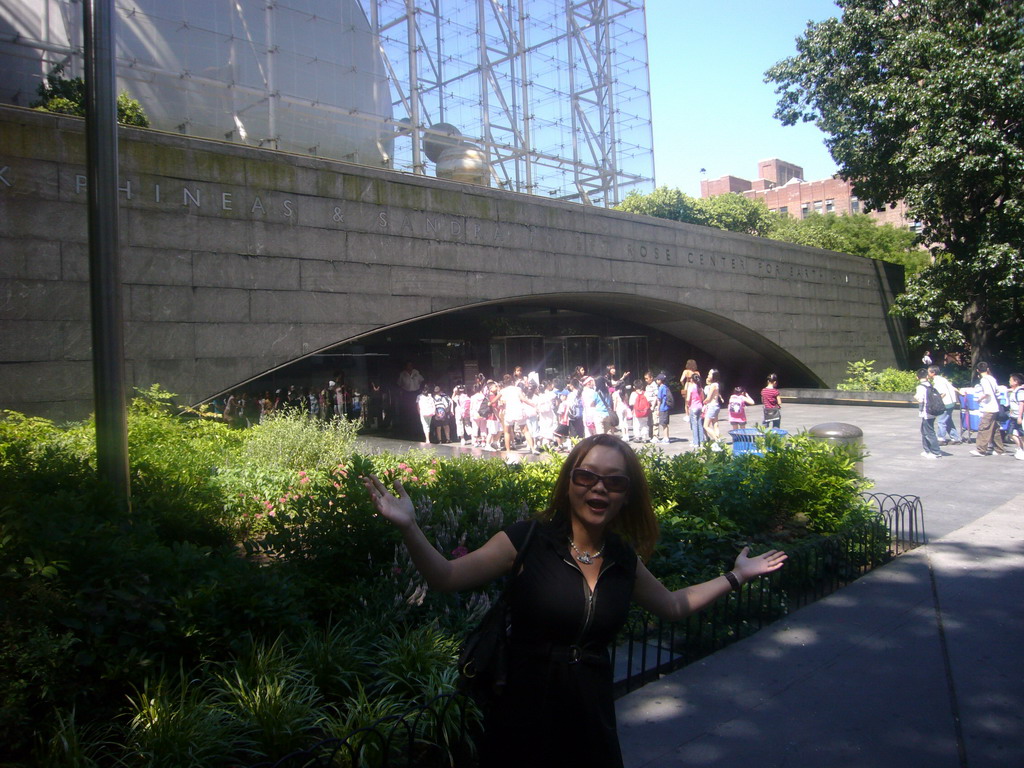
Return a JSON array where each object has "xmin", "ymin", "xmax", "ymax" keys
[
  {"xmin": 728, "ymin": 387, "xmax": 755, "ymax": 431},
  {"xmin": 630, "ymin": 379, "xmax": 651, "ymax": 443},
  {"xmin": 431, "ymin": 386, "xmax": 453, "ymax": 444}
]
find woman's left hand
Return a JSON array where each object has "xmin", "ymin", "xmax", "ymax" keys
[{"xmin": 732, "ymin": 546, "xmax": 787, "ymax": 584}]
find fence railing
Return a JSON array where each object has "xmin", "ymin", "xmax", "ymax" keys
[
  {"xmin": 611, "ymin": 491, "xmax": 925, "ymax": 696},
  {"xmin": 256, "ymin": 492, "xmax": 925, "ymax": 768}
]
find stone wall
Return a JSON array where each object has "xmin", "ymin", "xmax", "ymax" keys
[{"xmin": 0, "ymin": 105, "xmax": 906, "ymax": 419}]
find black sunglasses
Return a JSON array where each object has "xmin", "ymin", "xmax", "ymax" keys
[{"xmin": 570, "ymin": 468, "xmax": 630, "ymax": 493}]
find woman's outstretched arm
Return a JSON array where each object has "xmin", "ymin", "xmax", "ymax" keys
[
  {"xmin": 632, "ymin": 546, "xmax": 787, "ymax": 622},
  {"xmin": 362, "ymin": 474, "xmax": 517, "ymax": 593}
]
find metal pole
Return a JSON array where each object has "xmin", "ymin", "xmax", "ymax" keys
[{"xmin": 83, "ymin": 0, "xmax": 131, "ymax": 512}]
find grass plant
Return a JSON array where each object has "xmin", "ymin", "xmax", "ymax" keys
[{"xmin": 0, "ymin": 390, "xmax": 879, "ymax": 765}]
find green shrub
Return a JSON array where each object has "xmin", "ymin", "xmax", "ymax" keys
[
  {"xmin": 31, "ymin": 66, "xmax": 150, "ymax": 127},
  {"xmin": 837, "ymin": 359, "xmax": 918, "ymax": 392},
  {"xmin": 213, "ymin": 637, "xmax": 327, "ymax": 761},
  {"xmin": 0, "ymin": 392, "xmax": 884, "ymax": 765},
  {"xmin": 874, "ymin": 367, "xmax": 919, "ymax": 392},
  {"xmin": 836, "ymin": 359, "xmax": 879, "ymax": 390},
  {"xmin": 122, "ymin": 668, "xmax": 246, "ymax": 768}
]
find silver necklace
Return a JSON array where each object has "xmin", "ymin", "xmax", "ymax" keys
[{"xmin": 568, "ymin": 536, "xmax": 604, "ymax": 565}]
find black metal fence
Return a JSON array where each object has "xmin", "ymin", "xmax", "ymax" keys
[
  {"xmin": 257, "ymin": 492, "xmax": 925, "ymax": 768},
  {"xmin": 611, "ymin": 491, "xmax": 925, "ymax": 696}
]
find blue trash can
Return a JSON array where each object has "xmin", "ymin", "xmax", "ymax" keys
[
  {"xmin": 729, "ymin": 428, "xmax": 761, "ymax": 456},
  {"xmin": 960, "ymin": 393, "xmax": 981, "ymax": 437},
  {"xmin": 729, "ymin": 428, "xmax": 788, "ymax": 457}
]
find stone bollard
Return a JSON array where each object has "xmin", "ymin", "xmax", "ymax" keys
[{"xmin": 808, "ymin": 422, "xmax": 865, "ymax": 475}]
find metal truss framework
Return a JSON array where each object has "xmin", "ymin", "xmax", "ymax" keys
[
  {"xmin": 2, "ymin": 0, "xmax": 654, "ymax": 206},
  {"xmin": 364, "ymin": 0, "xmax": 654, "ymax": 205}
]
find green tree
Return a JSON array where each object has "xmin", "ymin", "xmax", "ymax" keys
[
  {"xmin": 616, "ymin": 186, "xmax": 703, "ymax": 223},
  {"xmin": 617, "ymin": 185, "xmax": 920, "ymax": 265},
  {"xmin": 767, "ymin": 213, "xmax": 925, "ymax": 272},
  {"xmin": 766, "ymin": 0, "xmax": 1024, "ymax": 367},
  {"xmin": 695, "ymin": 193, "xmax": 775, "ymax": 237},
  {"xmin": 616, "ymin": 187, "xmax": 774, "ymax": 236},
  {"xmin": 30, "ymin": 67, "xmax": 150, "ymax": 128}
]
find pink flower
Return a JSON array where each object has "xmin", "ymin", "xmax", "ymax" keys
[
  {"xmin": 451, "ymin": 546, "xmax": 469, "ymax": 559},
  {"xmin": 333, "ymin": 482, "xmax": 341, "ymax": 489},
  {"xmin": 264, "ymin": 501, "xmax": 273, "ymax": 510},
  {"xmin": 279, "ymin": 497, "xmax": 288, "ymax": 504},
  {"xmin": 298, "ymin": 470, "xmax": 307, "ymax": 477},
  {"xmin": 411, "ymin": 476, "xmax": 419, "ymax": 482},
  {"xmin": 267, "ymin": 510, "xmax": 276, "ymax": 518},
  {"xmin": 428, "ymin": 469, "xmax": 437, "ymax": 476},
  {"xmin": 300, "ymin": 477, "xmax": 310, "ymax": 485}
]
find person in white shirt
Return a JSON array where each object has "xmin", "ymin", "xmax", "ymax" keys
[
  {"xmin": 928, "ymin": 365, "xmax": 961, "ymax": 444},
  {"xmin": 416, "ymin": 385, "xmax": 435, "ymax": 443},
  {"xmin": 1006, "ymin": 373, "xmax": 1024, "ymax": 460},
  {"xmin": 500, "ymin": 374, "xmax": 535, "ymax": 453},
  {"xmin": 914, "ymin": 368, "xmax": 943, "ymax": 459},
  {"xmin": 643, "ymin": 371, "xmax": 659, "ymax": 443},
  {"xmin": 970, "ymin": 362, "xmax": 1007, "ymax": 456}
]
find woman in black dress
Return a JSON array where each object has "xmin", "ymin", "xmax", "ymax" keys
[{"xmin": 363, "ymin": 434, "xmax": 786, "ymax": 767}]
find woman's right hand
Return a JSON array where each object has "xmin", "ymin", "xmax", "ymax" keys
[{"xmin": 362, "ymin": 474, "xmax": 416, "ymax": 531}]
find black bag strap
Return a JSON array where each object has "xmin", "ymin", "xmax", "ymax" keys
[{"xmin": 508, "ymin": 520, "xmax": 538, "ymax": 582}]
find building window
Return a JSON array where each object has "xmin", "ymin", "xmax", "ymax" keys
[
  {"xmin": 850, "ymin": 196, "xmax": 860, "ymax": 214},
  {"xmin": 800, "ymin": 203, "xmax": 809, "ymax": 218},
  {"xmin": 778, "ymin": 206, "xmax": 788, "ymax": 216},
  {"xmin": 813, "ymin": 200, "xmax": 823, "ymax": 214},
  {"xmin": 825, "ymin": 198, "xmax": 835, "ymax": 213}
]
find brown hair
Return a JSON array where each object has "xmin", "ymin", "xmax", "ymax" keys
[{"xmin": 539, "ymin": 434, "xmax": 659, "ymax": 560}]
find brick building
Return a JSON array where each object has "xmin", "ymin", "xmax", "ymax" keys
[{"xmin": 701, "ymin": 159, "xmax": 918, "ymax": 230}]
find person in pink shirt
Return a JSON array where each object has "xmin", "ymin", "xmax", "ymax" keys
[{"xmin": 727, "ymin": 387, "xmax": 755, "ymax": 431}]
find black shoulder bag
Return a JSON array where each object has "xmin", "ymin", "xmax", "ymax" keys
[{"xmin": 457, "ymin": 520, "xmax": 538, "ymax": 710}]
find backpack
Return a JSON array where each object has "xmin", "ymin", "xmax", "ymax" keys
[
  {"xmin": 633, "ymin": 391, "xmax": 650, "ymax": 418},
  {"xmin": 728, "ymin": 398, "xmax": 744, "ymax": 415},
  {"xmin": 568, "ymin": 397, "xmax": 582, "ymax": 420},
  {"xmin": 924, "ymin": 383, "xmax": 945, "ymax": 417},
  {"xmin": 434, "ymin": 398, "xmax": 451, "ymax": 421},
  {"xmin": 462, "ymin": 396, "xmax": 472, "ymax": 420},
  {"xmin": 1011, "ymin": 388, "xmax": 1024, "ymax": 421},
  {"xmin": 478, "ymin": 398, "xmax": 492, "ymax": 418},
  {"xmin": 660, "ymin": 385, "xmax": 674, "ymax": 409}
]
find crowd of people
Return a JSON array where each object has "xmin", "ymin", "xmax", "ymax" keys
[
  {"xmin": 914, "ymin": 362, "xmax": 1024, "ymax": 460},
  {"xmin": 396, "ymin": 359, "xmax": 786, "ymax": 453},
  {"xmin": 209, "ymin": 357, "xmax": 795, "ymax": 456},
  {"xmin": 217, "ymin": 379, "xmax": 389, "ymax": 429}
]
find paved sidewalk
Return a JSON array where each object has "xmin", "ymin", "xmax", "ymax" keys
[{"xmin": 613, "ymin": 404, "xmax": 1024, "ymax": 768}]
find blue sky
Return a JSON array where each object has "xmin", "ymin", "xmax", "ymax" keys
[{"xmin": 644, "ymin": 0, "xmax": 841, "ymax": 197}]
